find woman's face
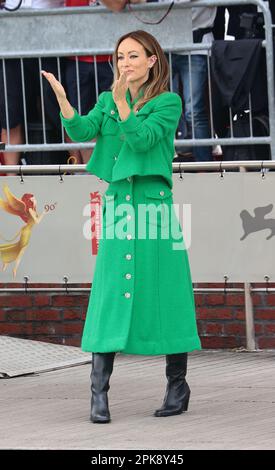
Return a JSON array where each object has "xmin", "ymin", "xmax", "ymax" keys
[{"xmin": 117, "ymin": 37, "xmax": 156, "ymax": 85}]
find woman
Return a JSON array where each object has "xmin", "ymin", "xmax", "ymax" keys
[{"xmin": 42, "ymin": 30, "xmax": 201, "ymax": 424}]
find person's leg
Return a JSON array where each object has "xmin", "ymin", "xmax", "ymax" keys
[
  {"xmin": 63, "ymin": 132, "xmax": 82, "ymax": 164},
  {"xmin": 63, "ymin": 59, "xmax": 81, "ymax": 163},
  {"xmin": 181, "ymin": 54, "xmax": 212, "ymax": 162},
  {"xmin": 97, "ymin": 60, "xmax": 113, "ymax": 95},
  {"xmin": 90, "ymin": 352, "xmax": 116, "ymax": 423},
  {"xmin": 70, "ymin": 59, "xmax": 114, "ymax": 164},
  {"xmin": 0, "ymin": 59, "xmax": 24, "ymax": 171},
  {"xmin": 171, "ymin": 54, "xmax": 186, "ymax": 141},
  {"xmin": 79, "ymin": 61, "xmax": 100, "ymax": 164},
  {"xmin": 154, "ymin": 353, "xmax": 190, "ymax": 417},
  {"xmin": 1, "ymin": 125, "xmax": 23, "ymax": 166},
  {"xmin": 76, "ymin": 60, "xmax": 114, "ymax": 164},
  {"xmin": 64, "ymin": 59, "xmax": 94, "ymax": 164},
  {"xmin": 42, "ymin": 57, "xmax": 64, "ymax": 138}
]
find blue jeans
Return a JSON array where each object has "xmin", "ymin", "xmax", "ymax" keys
[{"xmin": 172, "ymin": 54, "xmax": 212, "ymax": 162}]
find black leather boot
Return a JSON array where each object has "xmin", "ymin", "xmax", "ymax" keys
[
  {"xmin": 154, "ymin": 353, "xmax": 190, "ymax": 417},
  {"xmin": 90, "ymin": 352, "xmax": 115, "ymax": 423}
]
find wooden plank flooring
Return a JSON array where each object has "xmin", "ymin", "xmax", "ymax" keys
[{"xmin": 0, "ymin": 351, "xmax": 274, "ymax": 450}]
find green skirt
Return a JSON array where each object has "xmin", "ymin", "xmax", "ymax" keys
[{"xmin": 81, "ymin": 175, "xmax": 201, "ymax": 355}]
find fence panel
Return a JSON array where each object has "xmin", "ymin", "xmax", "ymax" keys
[{"xmin": 0, "ymin": 1, "xmax": 274, "ymax": 157}]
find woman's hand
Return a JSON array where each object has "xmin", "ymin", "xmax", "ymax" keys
[
  {"xmin": 112, "ymin": 72, "xmax": 129, "ymax": 105},
  {"xmin": 41, "ymin": 70, "xmax": 66, "ymax": 104},
  {"xmin": 41, "ymin": 70, "xmax": 74, "ymax": 119}
]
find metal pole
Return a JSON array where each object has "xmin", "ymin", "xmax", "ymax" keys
[
  {"xmin": 0, "ymin": 286, "xmax": 274, "ymax": 293},
  {"xmin": 244, "ymin": 282, "xmax": 256, "ymax": 350},
  {"xmin": 260, "ymin": 0, "xmax": 275, "ymax": 159},
  {"xmin": 2, "ymin": 159, "xmax": 275, "ymax": 174}
]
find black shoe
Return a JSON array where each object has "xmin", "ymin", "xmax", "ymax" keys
[
  {"xmin": 90, "ymin": 352, "xmax": 115, "ymax": 423},
  {"xmin": 154, "ymin": 353, "xmax": 190, "ymax": 417}
]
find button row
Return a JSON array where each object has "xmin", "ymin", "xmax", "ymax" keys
[{"xmin": 125, "ymin": 183, "xmax": 133, "ymax": 300}]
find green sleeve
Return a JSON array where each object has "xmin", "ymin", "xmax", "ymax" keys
[
  {"xmin": 117, "ymin": 93, "xmax": 182, "ymax": 152},
  {"xmin": 60, "ymin": 91, "xmax": 107, "ymax": 142}
]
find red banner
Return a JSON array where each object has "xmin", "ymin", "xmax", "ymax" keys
[{"xmin": 90, "ymin": 191, "xmax": 102, "ymax": 255}]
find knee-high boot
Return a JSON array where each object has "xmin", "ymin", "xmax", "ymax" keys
[
  {"xmin": 154, "ymin": 353, "xmax": 190, "ymax": 417},
  {"xmin": 90, "ymin": 352, "xmax": 116, "ymax": 423}
]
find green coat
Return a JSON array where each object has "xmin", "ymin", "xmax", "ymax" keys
[
  {"xmin": 61, "ymin": 90, "xmax": 201, "ymax": 355},
  {"xmin": 62, "ymin": 90, "xmax": 183, "ymax": 189}
]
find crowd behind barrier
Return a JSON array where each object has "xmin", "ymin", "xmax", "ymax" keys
[{"xmin": 0, "ymin": 0, "xmax": 275, "ymax": 170}]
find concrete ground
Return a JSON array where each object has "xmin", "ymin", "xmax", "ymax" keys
[{"xmin": 0, "ymin": 349, "xmax": 275, "ymax": 450}]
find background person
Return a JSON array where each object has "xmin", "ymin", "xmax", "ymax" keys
[{"xmin": 0, "ymin": 0, "xmax": 65, "ymax": 169}]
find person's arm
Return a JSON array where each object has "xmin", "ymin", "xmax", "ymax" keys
[
  {"xmin": 41, "ymin": 70, "xmax": 74, "ymax": 118},
  {"xmin": 117, "ymin": 93, "xmax": 182, "ymax": 153},
  {"xmin": 60, "ymin": 92, "xmax": 107, "ymax": 142},
  {"xmin": 42, "ymin": 70, "xmax": 106, "ymax": 142},
  {"xmin": 100, "ymin": 0, "xmax": 127, "ymax": 12},
  {"xmin": 100, "ymin": 0, "xmax": 146, "ymax": 12}
]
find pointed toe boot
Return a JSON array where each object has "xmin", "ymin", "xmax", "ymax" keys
[
  {"xmin": 154, "ymin": 353, "xmax": 191, "ymax": 417},
  {"xmin": 90, "ymin": 352, "xmax": 115, "ymax": 424}
]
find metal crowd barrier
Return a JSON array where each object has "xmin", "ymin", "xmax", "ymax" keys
[{"xmin": 0, "ymin": 0, "xmax": 274, "ymax": 158}]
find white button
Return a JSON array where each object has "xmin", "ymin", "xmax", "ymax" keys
[
  {"xmin": 114, "ymin": 156, "xmax": 118, "ymax": 160},
  {"xmin": 124, "ymin": 292, "xmax": 131, "ymax": 299},
  {"xmin": 126, "ymin": 234, "xmax": 132, "ymax": 240},
  {"xmin": 127, "ymin": 214, "xmax": 132, "ymax": 221},
  {"xmin": 127, "ymin": 177, "xmax": 132, "ymax": 183},
  {"xmin": 126, "ymin": 254, "xmax": 132, "ymax": 260},
  {"xmin": 111, "ymin": 110, "xmax": 115, "ymax": 115},
  {"xmin": 126, "ymin": 195, "xmax": 131, "ymax": 201},
  {"xmin": 125, "ymin": 273, "xmax": 132, "ymax": 280},
  {"xmin": 160, "ymin": 191, "xmax": 165, "ymax": 196}
]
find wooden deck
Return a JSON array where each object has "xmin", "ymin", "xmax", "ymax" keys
[{"xmin": 0, "ymin": 350, "xmax": 274, "ymax": 450}]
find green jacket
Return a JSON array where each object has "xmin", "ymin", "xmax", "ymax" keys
[{"xmin": 60, "ymin": 89, "xmax": 182, "ymax": 188}]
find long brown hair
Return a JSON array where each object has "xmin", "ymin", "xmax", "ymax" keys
[{"xmin": 112, "ymin": 30, "xmax": 169, "ymax": 111}]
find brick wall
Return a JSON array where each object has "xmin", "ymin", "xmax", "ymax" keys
[
  {"xmin": 0, "ymin": 283, "xmax": 275, "ymax": 349},
  {"xmin": 195, "ymin": 286, "xmax": 275, "ymax": 349}
]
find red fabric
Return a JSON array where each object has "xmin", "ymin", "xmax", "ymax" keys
[
  {"xmin": 66, "ymin": 0, "xmax": 90, "ymax": 5},
  {"xmin": 67, "ymin": 55, "xmax": 111, "ymax": 63},
  {"xmin": 66, "ymin": 0, "xmax": 109, "ymax": 62}
]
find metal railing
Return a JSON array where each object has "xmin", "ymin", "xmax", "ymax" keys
[{"xmin": 0, "ymin": 0, "xmax": 274, "ymax": 159}]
